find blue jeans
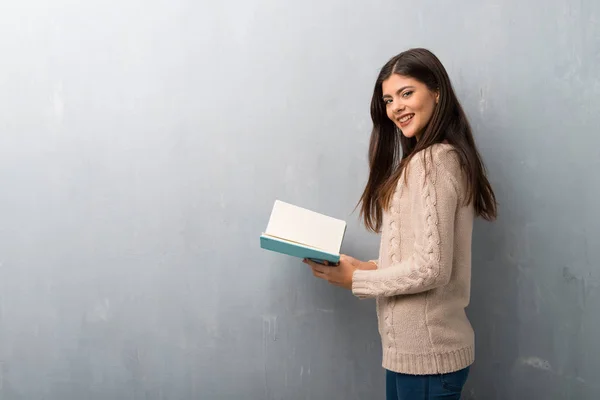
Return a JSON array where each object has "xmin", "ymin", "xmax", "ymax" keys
[{"xmin": 386, "ymin": 366, "xmax": 470, "ymax": 400}]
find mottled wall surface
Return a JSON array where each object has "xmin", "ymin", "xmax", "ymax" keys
[{"xmin": 0, "ymin": 0, "xmax": 598, "ymax": 399}]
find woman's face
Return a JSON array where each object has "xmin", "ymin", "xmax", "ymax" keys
[{"xmin": 382, "ymin": 74, "xmax": 439, "ymax": 140}]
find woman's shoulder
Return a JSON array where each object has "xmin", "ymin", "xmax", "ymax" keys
[
  {"xmin": 405, "ymin": 143, "xmax": 465, "ymax": 198},
  {"xmin": 408, "ymin": 142, "xmax": 462, "ymax": 176}
]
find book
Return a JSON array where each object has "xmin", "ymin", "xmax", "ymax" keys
[{"xmin": 260, "ymin": 200, "xmax": 347, "ymax": 264}]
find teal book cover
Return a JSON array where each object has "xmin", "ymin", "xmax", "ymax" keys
[
  {"xmin": 259, "ymin": 234, "xmax": 342, "ymax": 264},
  {"xmin": 260, "ymin": 200, "xmax": 346, "ymax": 265}
]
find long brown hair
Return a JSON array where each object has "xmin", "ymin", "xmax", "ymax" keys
[{"xmin": 358, "ymin": 48, "xmax": 497, "ymax": 232}]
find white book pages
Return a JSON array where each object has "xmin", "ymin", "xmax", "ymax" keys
[{"xmin": 264, "ymin": 200, "xmax": 346, "ymax": 254}]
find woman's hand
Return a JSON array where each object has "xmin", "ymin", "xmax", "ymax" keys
[{"xmin": 303, "ymin": 255, "xmax": 374, "ymax": 289}]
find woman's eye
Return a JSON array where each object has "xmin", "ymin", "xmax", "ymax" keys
[
  {"xmin": 402, "ymin": 91, "xmax": 413, "ymax": 98},
  {"xmin": 384, "ymin": 98, "xmax": 392, "ymax": 104}
]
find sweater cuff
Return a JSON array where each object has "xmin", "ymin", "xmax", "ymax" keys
[{"xmin": 352, "ymin": 269, "xmax": 375, "ymax": 299}]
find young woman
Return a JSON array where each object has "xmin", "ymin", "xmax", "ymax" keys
[{"xmin": 304, "ymin": 48, "xmax": 497, "ymax": 399}]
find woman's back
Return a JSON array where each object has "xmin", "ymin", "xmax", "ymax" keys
[{"xmin": 353, "ymin": 143, "xmax": 475, "ymax": 375}]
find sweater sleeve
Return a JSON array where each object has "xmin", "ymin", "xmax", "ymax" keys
[{"xmin": 351, "ymin": 153, "xmax": 460, "ymax": 298}]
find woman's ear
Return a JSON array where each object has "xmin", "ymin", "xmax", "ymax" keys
[{"xmin": 435, "ymin": 91, "xmax": 440, "ymax": 104}]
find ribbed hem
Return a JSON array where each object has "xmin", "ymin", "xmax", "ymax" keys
[{"xmin": 382, "ymin": 346, "xmax": 474, "ymax": 375}]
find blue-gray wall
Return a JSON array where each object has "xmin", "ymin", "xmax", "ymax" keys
[{"xmin": 0, "ymin": 1, "xmax": 598, "ymax": 399}]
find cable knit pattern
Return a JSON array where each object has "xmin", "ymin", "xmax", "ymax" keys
[
  {"xmin": 352, "ymin": 143, "xmax": 475, "ymax": 375},
  {"xmin": 385, "ymin": 181, "xmax": 402, "ymax": 352}
]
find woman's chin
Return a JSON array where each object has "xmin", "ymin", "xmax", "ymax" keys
[
  {"xmin": 395, "ymin": 121, "xmax": 420, "ymax": 139},
  {"xmin": 400, "ymin": 129, "xmax": 416, "ymax": 139}
]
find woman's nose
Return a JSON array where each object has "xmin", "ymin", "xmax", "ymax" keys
[{"xmin": 394, "ymin": 102, "xmax": 405, "ymax": 113}]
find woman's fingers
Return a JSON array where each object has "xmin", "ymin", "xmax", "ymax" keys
[{"xmin": 304, "ymin": 258, "xmax": 337, "ymax": 283}]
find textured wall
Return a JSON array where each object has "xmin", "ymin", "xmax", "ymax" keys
[{"xmin": 0, "ymin": 0, "xmax": 598, "ymax": 399}]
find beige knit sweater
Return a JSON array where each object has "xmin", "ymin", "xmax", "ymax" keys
[{"xmin": 352, "ymin": 143, "xmax": 475, "ymax": 375}]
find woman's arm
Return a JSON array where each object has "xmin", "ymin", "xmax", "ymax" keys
[{"xmin": 351, "ymin": 152, "xmax": 461, "ymax": 298}]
